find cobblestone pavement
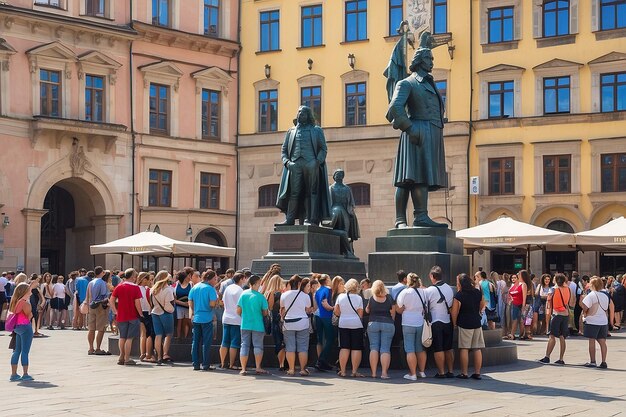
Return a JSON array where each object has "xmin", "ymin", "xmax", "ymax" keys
[{"xmin": 1, "ymin": 328, "xmax": 625, "ymax": 416}]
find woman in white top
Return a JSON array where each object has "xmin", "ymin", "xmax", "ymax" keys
[
  {"xmin": 150, "ymin": 271, "xmax": 175, "ymax": 365},
  {"xmin": 396, "ymin": 273, "xmax": 427, "ymax": 381},
  {"xmin": 581, "ymin": 277, "xmax": 614, "ymax": 369},
  {"xmin": 280, "ymin": 276, "xmax": 313, "ymax": 376},
  {"xmin": 49, "ymin": 275, "xmax": 67, "ymax": 329},
  {"xmin": 333, "ymin": 278, "xmax": 364, "ymax": 378}
]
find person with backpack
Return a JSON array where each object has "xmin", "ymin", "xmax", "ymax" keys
[
  {"xmin": 396, "ymin": 273, "xmax": 428, "ymax": 381},
  {"xmin": 425, "ymin": 265, "xmax": 455, "ymax": 378},
  {"xmin": 478, "ymin": 271, "xmax": 498, "ymax": 330},
  {"xmin": 581, "ymin": 277, "xmax": 614, "ymax": 369},
  {"xmin": 452, "ymin": 273, "xmax": 486, "ymax": 380},
  {"xmin": 539, "ymin": 273, "xmax": 571, "ymax": 365}
]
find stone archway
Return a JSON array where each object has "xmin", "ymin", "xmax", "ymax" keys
[
  {"xmin": 194, "ymin": 227, "xmax": 230, "ymax": 274},
  {"xmin": 24, "ymin": 159, "xmax": 122, "ymax": 274}
]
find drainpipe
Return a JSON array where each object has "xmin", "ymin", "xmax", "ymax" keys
[
  {"xmin": 234, "ymin": 3, "xmax": 242, "ymax": 269},
  {"xmin": 129, "ymin": 0, "xmax": 136, "ymax": 237},
  {"xmin": 466, "ymin": 0, "xmax": 475, "ymax": 228}
]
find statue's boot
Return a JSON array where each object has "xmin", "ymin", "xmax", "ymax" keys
[
  {"xmin": 411, "ymin": 185, "xmax": 448, "ymax": 228},
  {"xmin": 395, "ymin": 187, "xmax": 410, "ymax": 228},
  {"xmin": 275, "ymin": 198, "xmax": 298, "ymax": 226}
]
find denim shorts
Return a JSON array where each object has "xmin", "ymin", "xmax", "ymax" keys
[
  {"xmin": 511, "ymin": 304, "xmax": 522, "ymax": 321},
  {"xmin": 152, "ymin": 312, "xmax": 174, "ymax": 336},
  {"xmin": 367, "ymin": 321, "xmax": 395, "ymax": 354},
  {"xmin": 118, "ymin": 319, "xmax": 140, "ymax": 339},
  {"xmin": 284, "ymin": 329, "xmax": 310, "ymax": 353},
  {"xmin": 221, "ymin": 323, "xmax": 241, "ymax": 349},
  {"xmin": 240, "ymin": 330, "xmax": 264, "ymax": 357},
  {"xmin": 402, "ymin": 325, "xmax": 425, "ymax": 353}
]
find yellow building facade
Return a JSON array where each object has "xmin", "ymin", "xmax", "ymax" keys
[
  {"xmin": 469, "ymin": 0, "xmax": 626, "ymax": 274},
  {"xmin": 237, "ymin": 0, "xmax": 472, "ymax": 271},
  {"xmin": 237, "ymin": 0, "xmax": 625, "ymax": 277}
]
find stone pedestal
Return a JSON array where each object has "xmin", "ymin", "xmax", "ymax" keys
[
  {"xmin": 368, "ymin": 227, "xmax": 469, "ymax": 285},
  {"xmin": 251, "ymin": 225, "xmax": 367, "ymax": 279}
]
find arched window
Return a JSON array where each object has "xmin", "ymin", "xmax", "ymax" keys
[
  {"xmin": 546, "ymin": 220, "xmax": 575, "ymax": 233},
  {"xmin": 349, "ymin": 182, "xmax": 371, "ymax": 206},
  {"xmin": 258, "ymin": 184, "xmax": 279, "ymax": 208}
]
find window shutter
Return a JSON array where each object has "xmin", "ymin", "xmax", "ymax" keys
[
  {"xmin": 570, "ymin": 0, "xmax": 578, "ymax": 34},
  {"xmin": 533, "ymin": 3, "xmax": 541, "ymax": 38},
  {"xmin": 590, "ymin": 0, "xmax": 598, "ymax": 31}
]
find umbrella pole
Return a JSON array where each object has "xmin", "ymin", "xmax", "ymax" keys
[
  {"xmin": 526, "ymin": 245, "xmax": 531, "ymax": 272},
  {"xmin": 121, "ymin": 253, "xmax": 124, "ymax": 270},
  {"xmin": 170, "ymin": 255, "xmax": 174, "ymax": 275}
]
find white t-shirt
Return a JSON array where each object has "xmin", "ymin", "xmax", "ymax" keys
[
  {"xmin": 139, "ymin": 286, "xmax": 151, "ymax": 312},
  {"xmin": 426, "ymin": 282, "xmax": 454, "ymax": 324},
  {"xmin": 582, "ymin": 291, "xmax": 610, "ymax": 326},
  {"xmin": 53, "ymin": 283, "xmax": 66, "ymax": 299},
  {"xmin": 569, "ymin": 281, "xmax": 581, "ymax": 298},
  {"xmin": 396, "ymin": 287, "xmax": 426, "ymax": 327},
  {"xmin": 0, "ymin": 276, "xmax": 8, "ymax": 291},
  {"xmin": 336, "ymin": 293, "xmax": 363, "ymax": 329},
  {"xmin": 280, "ymin": 290, "xmax": 311, "ymax": 331},
  {"xmin": 219, "ymin": 278, "xmax": 234, "ymax": 296},
  {"xmin": 222, "ymin": 284, "xmax": 244, "ymax": 326},
  {"xmin": 151, "ymin": 286, "xmax": 175, "ymax": 315}
]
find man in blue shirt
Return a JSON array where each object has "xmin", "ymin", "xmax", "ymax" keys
[
  {"xmin": 189, "ymin": 270, "xmax": 218, "ymax": 371},
  {"xmin": 314, "ymin": 274, "xmax": 335, "ymax": 371},
  {"xmin": 73, "ymin": 268, "xmax": 90, "ymax": 330},
  {"xmin": 86, "ymin": 267, "xmax": 111, "ymax": 355}
]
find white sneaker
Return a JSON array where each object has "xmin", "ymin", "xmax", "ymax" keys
[
  {"xmin": 418, "ymin": 372, "xmax": 427, "ymax": 378},
  {"xmin": 403, "ymin": 374, "xmax": 417, "ymax": 381}
]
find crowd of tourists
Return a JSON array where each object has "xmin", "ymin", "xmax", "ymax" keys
[{"xmin": 2, "ymin": 264, "xmax": 624, "ymax": 382}]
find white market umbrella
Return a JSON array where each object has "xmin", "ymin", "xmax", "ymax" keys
[
  {"xmin": 457, "ymin": 216, "xmax": 576, "ymax": 250},
  {"xmin": 90, "ymin": 231, "xmax": 236, "ymax": 258},
  {"xmin": 575, "ymin": 216, "xmax": 626, "ymax": 251}
]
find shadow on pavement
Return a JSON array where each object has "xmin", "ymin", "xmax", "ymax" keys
[{"xmin": 17, "ymin": 381, "xmax": 58, "ymax": 389}]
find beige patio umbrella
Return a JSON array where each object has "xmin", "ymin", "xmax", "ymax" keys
[{"xmin": 575, "ymin": 216, "xmax": 626, "ymax": 251}]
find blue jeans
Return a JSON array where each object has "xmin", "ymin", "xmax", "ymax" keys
[
  {"xmin": 191, "ymin": 322, "xmax": 213, "ymax": 369},
  {"xmin": 11, "ymin": 324, "xmax": 34, "ymax": 366},
  {"xmin": 315, "ymin": 316, "xmax": 335, "ymax": 364},
  {"xmin": 367, "ymin": 321, "xmax": 395, "ymax": 354}
]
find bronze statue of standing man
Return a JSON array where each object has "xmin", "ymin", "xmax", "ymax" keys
[
  {"xmin": 276, "ymin": 106, "xmax": 331, "ymax": 226},
  {"xmin": 386, "ymin": 32, "xmax": 448, "ymax": 228}
]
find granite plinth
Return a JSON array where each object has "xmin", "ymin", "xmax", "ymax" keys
[
  {"xmin": 108, "ymin": 329, "xmax": 516, "ymax": 368},
  {"xmin": 251, "ymin": 224, "xmax": 367, "ymax": 279},
  {"xmin": 368, "ymin": 227, "xmax": 470, "ymax": 285}
]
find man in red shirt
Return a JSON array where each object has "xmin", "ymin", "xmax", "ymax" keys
[{"xmin": 109, "ymin": 268, "xmax": 142, "ymax": 365}]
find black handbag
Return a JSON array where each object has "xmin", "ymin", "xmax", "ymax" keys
[
  {"xmin": 263, "ymin": 314, "xmax": 272, "ymax": 335},
  {"xmin": 8, "ymin": 332, "xmax": 16, "ymax": 350}
]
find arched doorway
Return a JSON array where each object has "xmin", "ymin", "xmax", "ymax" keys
[
  {"xmin": 195, "ymin": 228, "xmax": 230, "ymax": 275},
  {"xmin": 545, "ymin": 220, "xmax": 576, "ymax": 275}
]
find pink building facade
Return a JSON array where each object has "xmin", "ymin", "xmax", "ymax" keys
[{"xmin": 0, "ymin": 0, "xmax": 238, "ymax": 274}]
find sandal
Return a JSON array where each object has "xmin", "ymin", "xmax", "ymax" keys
[
  {"xmin": 229, "ymin": 365, "xmax": 242, "ymax": 371},
  {"xmin": 255, "ymin": 369, "xmax": 270, "ymax": 375},
  {"xmin": 143, "ymin": 358, "xmax": 157, "ymax": 363},
  {"xmin": 117, "ymin": 359, "xmax": 125, "ymax": 365},
  {"xmin": 352, "ymin": 372, "xmax": 365, "ymax": 378},
  {"xmin": 337, "ymin": 372, "xmax": 347, "ymax": 377},
  {"xmin": 162, "ymin": 356, "xmax": 172, "ymax": 362},
  {"xmin": 88, "ymin": 350, "xmax": 95, "ymax": 355},
  {"xmin": 299, "ymin": 369, "xmax": 310, "ymax": 376},
  {"xmin": 239, "ymin": 370, "xmax": 248, "ymax": 376},
  {"xmin": 94, "ymin": 350, "xmax": 112, "ymax": 356},
  {"xmin": 286, "ymin": 370, "xmax": 296, "ymax": 376},
  {"xmin": 139, "ymin": 354, "xmax": 146, "ymax": 361}
]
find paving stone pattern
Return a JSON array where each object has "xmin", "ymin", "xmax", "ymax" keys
[{"xmin": 1, "ymin": 329, "xmax": 625, "ymax": 416}]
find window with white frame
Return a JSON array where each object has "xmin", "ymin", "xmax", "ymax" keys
[
  {"xmin": 192, "ymin": 67, "xmax": 233, "ymax": 141},
  {"xmin": 589, "ymin": 52, "xmax": 626, "ymax": 112},
  {"xmin": 140, "ymin": 61, "xmax": 182, "ymax": 136},
  {"xmin": 478, "ymin": 64, "xmax": 523, "ymax": 119},
  {"xmin": 480, "ymin": 0, "xmax": 522, "ymax": 47},
  {"xmin": 27, "ymin": 42, "xmax": 76, "ymax": 118},
  {"xmin": 532, "ymin": 59, "xmax": 581, "ymax": 116},
  {"xmin": 77, "ymin": 51, "xmax": 120, "ymax": 124}
]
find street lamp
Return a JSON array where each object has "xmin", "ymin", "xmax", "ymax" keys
[
  {"xmin": 348, "ymin": 54, "xmax": 355, "ymax": 69},
  {"xmin": 186, "ymin": 226, "xmax": 193, "ymax": 242},
  {"xmin": 264, "ymin": 64, "xmax": 271, "ymax": 78}
]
